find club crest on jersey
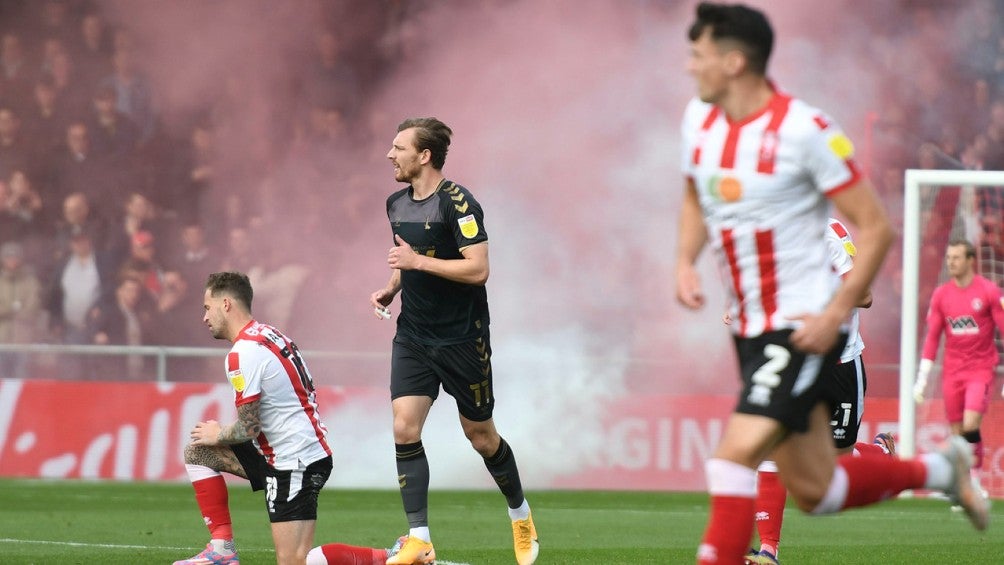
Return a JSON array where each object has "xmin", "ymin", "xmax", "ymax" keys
[
  {"xmin": 708, "ymin": 175, "xmax": 743, "ymax": 202},
  {"xmin": 758, "ymin": 131, "xmax": 778, "ymax": 165},
  {"xmin": 228, "ymin": 369, "xmax": 246, "ymax": 392},
  {"xmin": 827, "ymin": 133, "xmax": 855, "ymax": 159},
  {"xmin": 458, "ymin": 214, "xmax": 479, "ymax": 238},
  {"xmin": 972, "ymin": 298, "xmax": 983, "ymax": 311}
]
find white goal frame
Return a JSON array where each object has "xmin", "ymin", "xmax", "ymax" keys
[{"xmin": 899, "ymin": 169, "xmax": 1004, "ymax": 457}]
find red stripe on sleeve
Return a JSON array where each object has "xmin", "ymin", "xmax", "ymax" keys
[
  {"xmin": 829, "ymin": 221, "xmax": 848, "ymax": 238},
  {"xmin": 227, "ymin": 352, "xmax": 239, "ymax": 372}
]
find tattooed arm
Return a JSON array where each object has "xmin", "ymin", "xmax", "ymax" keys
[{"xmin": 190, "ymin": 400, "xmax": 262, "ymax": 446}]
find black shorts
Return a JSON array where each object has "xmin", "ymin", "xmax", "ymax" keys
[
  {"xmin": 733, "ymin": 330, "xmax": 847, "ymax": 433},
  {"xmin": 822, "ymin": 355, "xmax": 868, "ymax": 449},
  {"xmin": 232, "ymin": 441, "xmax": 332, "ymax": 523},
  {"xmin": 391, "ymin": 333, "xmax": 494, "ymax": 422}
]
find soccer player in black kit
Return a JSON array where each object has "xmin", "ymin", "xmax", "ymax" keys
[{"xmin": 369, "ymin": 117, "xmax": 538, "ymax": 565}]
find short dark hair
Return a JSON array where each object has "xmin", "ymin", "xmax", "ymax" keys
[
  {"xmin": 947, "ymin": 238, "xmax": 976, "ymax": 259},
  {"xmin": 397, "ymin": 117, "xmax": 452, "ymax": 170},
  {"xmin": 206, "ymin": 271, "xmax": 253, "ymax": 311},
  {"xmin": 687, "ymin": 2, "xmax": 774, "ymax": 76}
]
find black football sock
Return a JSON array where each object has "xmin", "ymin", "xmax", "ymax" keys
[
  {"xmin": 484, "ymin": 437, "xmax": 525, "ymax": 509},
  {"xmin": 396, "ymin": 441, "xmax": 430, "ymax": 527}
]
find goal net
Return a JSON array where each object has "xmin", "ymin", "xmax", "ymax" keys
[{"xmin": 900, "ymin": 169, "xmax": 1004, "ymax": 493}]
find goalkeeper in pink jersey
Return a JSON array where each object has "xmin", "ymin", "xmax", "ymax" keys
[{"xmin": 914, "ymin": 239, "xmax": 1004, "ymax": 491}]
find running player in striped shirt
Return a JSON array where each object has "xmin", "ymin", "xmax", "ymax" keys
[
  {"xmin": 744, "ymin": 219, "xmax": 895, "ymax": 565},
  {"xmin": 174, "ymin": 272, "xmax": 333, "ymax": 565},
  {"xmin": 674, "ymin": 4, "xmax": 989, "ymax": 564}
]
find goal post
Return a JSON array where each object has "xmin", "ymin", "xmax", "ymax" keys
[{"xmin": 899, "ymin": 169, "xmax": 1004, "ymax": 458}]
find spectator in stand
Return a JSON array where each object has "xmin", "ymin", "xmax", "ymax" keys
[
  {"xmin": 305, "ymin": 102, "xmax": 354, "ymax": 171},
  {"xmin": 172, "ymin": 223, "xmax": 218, "ymax": 285},
  {"xmin": 960, "ymin": 78, "xmax": 994, "ymax": 144},
  {"xmin": 35, "ymin": 0, "xmax": 76, "ymax": 52},
  {"xmin": 106, "ymin": 192, "xmax": 168, "ymax": 267},
  {"xmin": 47, "ymin": 47, "xmax": 89, "ymax": 117},
  {"xmin": 52, "ymin": 191, "xmax": 108, "ymax": 265},
  {"xmin": 118, "ymin": 229, "xmax": 166, "ymax": 298},
  {"xmin": 45, "ymin": 121, "xmax": 109, "ymax": 209},
  {"xmin": 170, "ymin": 121, "xmax": 219, "ymax": 232},
  {"xmin": 75, "ymin": 13, "xmax": 113, "ymax": 92},
  {"xmin": 3, "ymin": 170, "xmax": 45, "ymax": 245},
  {"xmin": 219, "ymin": 226, "xmax": 260, "ymax": 275},
  {"xmin": 87, "ymin": 83, "xmax": 140, "ymax": 162},
  {"xmin": 980, "ymin": 212, "xmax": 1004, "ymax": 263},
  {"xmin": 98, "ymin": 48, "xmax": 155, "ymax": 146},
  {"xmin": 164, "ymin": 223, "xmax": 218, "ymax": 351},
  {"xmin": 0, "ymin": 106, "xmax": 30, "ymax": 179},
  {"xmin": 111, "ymin": 26, "xmax": 136, "ymax": 55},
  {"xmin": 92, "ymin": 276, "xmax": 153, "ymax": 379},
  {"xmin": 24, "ymin": 74, "xmax": 72, "ymax": 158},
  {"xmin": 0, "ymin": 33, "xmax": 35, "ymax": 114},
  {"xmin": 299, "ymin": 28, "xmax": 360, "ymax": 125},
  {"xmin": 38, "ymin": 37, "xmax": 66, "ymax": 78},
  {"xmin": 976, "ymin": 187, "xmax": 1004, "ymax": 263},
  {"xmin": 981, "ymin": 97, "xmax": 1004, "ymax": 170},
  {"xmin": 247, "ymin": 234, "xmax": 311, "ymax": 332},
  {"xmin": 151, "ymin": 268, "xmax": 192, "ymax": 349},
  {"xmin": 0, "ymin": 179, "xmax": 15, "ymax": 244},
  {"xmin": 46, "ymin": 230, "xmax": 115, "ymax": 378},
  {"xmin": 0, "ymin": 241, "xmax": 42, "ymax": 380}
]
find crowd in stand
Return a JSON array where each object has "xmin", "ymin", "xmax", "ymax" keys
[
  {"xmin": 1, "ymin": 1, "xmax": 1004, "ymax": 381},
  {"xmin": 832, "ymin": 1, "xmax": 1004, "ymax": 372},
  {"xmin": 0, "ymin": 0, "xmax": 409, "ymax": 379}
]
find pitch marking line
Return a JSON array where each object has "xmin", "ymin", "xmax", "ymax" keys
[{"xmin": 0, "ymin": 538, "xmax": 473, "ymax": 564}]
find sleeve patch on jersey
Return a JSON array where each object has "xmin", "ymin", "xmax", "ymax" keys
[
  {"xmin": 843, "ymin": 241, "xmax": 857, "ymax": 257},
  {"xmin": 228, "ymin": 369, "xmax": 246, "ymax": 392},
  {"xmin": 458, "ymin": 214, "xmax": 479, "ymax": 238},
  {"xmin": 827, "ymin": 133, "xmax": 855, "ymax": 159},
  {"xmin": 999, "ymin": 297, "xmax": 1004, "ymax": 310}
]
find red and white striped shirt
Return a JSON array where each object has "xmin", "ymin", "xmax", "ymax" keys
[
  {"xmin": 681, "ymin": 90, "xmax": 862, "ymax": 337},
  {"xmin": 826, "ymin": 218, "xmax": 865, "ymax": 363},
  {"xmin": 226, "ymin": 320, "xmax": 330, "ymax": 469}
]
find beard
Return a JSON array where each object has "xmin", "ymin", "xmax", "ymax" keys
[
  {"xmin": 208, "ymin": 323, "xmax": 226, "ymax": 340},
  {"xmin": 393, "ymin": 161, "xmax": 420, "ymax": 184}
]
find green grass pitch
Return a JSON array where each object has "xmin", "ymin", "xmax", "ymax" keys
[{"xmin": 0, "ymin": 478, "xmax": 999, "ymax": 564}]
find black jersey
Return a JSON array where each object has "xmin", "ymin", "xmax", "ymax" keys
[{"xmin": 386, "ymin": 179, "xmax": 490, "ymax": 345}]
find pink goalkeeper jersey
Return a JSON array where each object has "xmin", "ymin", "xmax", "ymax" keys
[
  {"xmin": 681, "ymin": 89, "xmax": 862, "ymax": 338},
  {"xmin": 921, "ymin": 275, "xmax": 1004, "ymax": 375},
  {"xmin": 226, "ymin": 320, "xmax": 330, "ymax": 470}
]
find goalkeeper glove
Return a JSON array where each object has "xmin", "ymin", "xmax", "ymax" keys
[{"xmin": 913, "ymin": 359, "xmax": 933, "ymax": 404}]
